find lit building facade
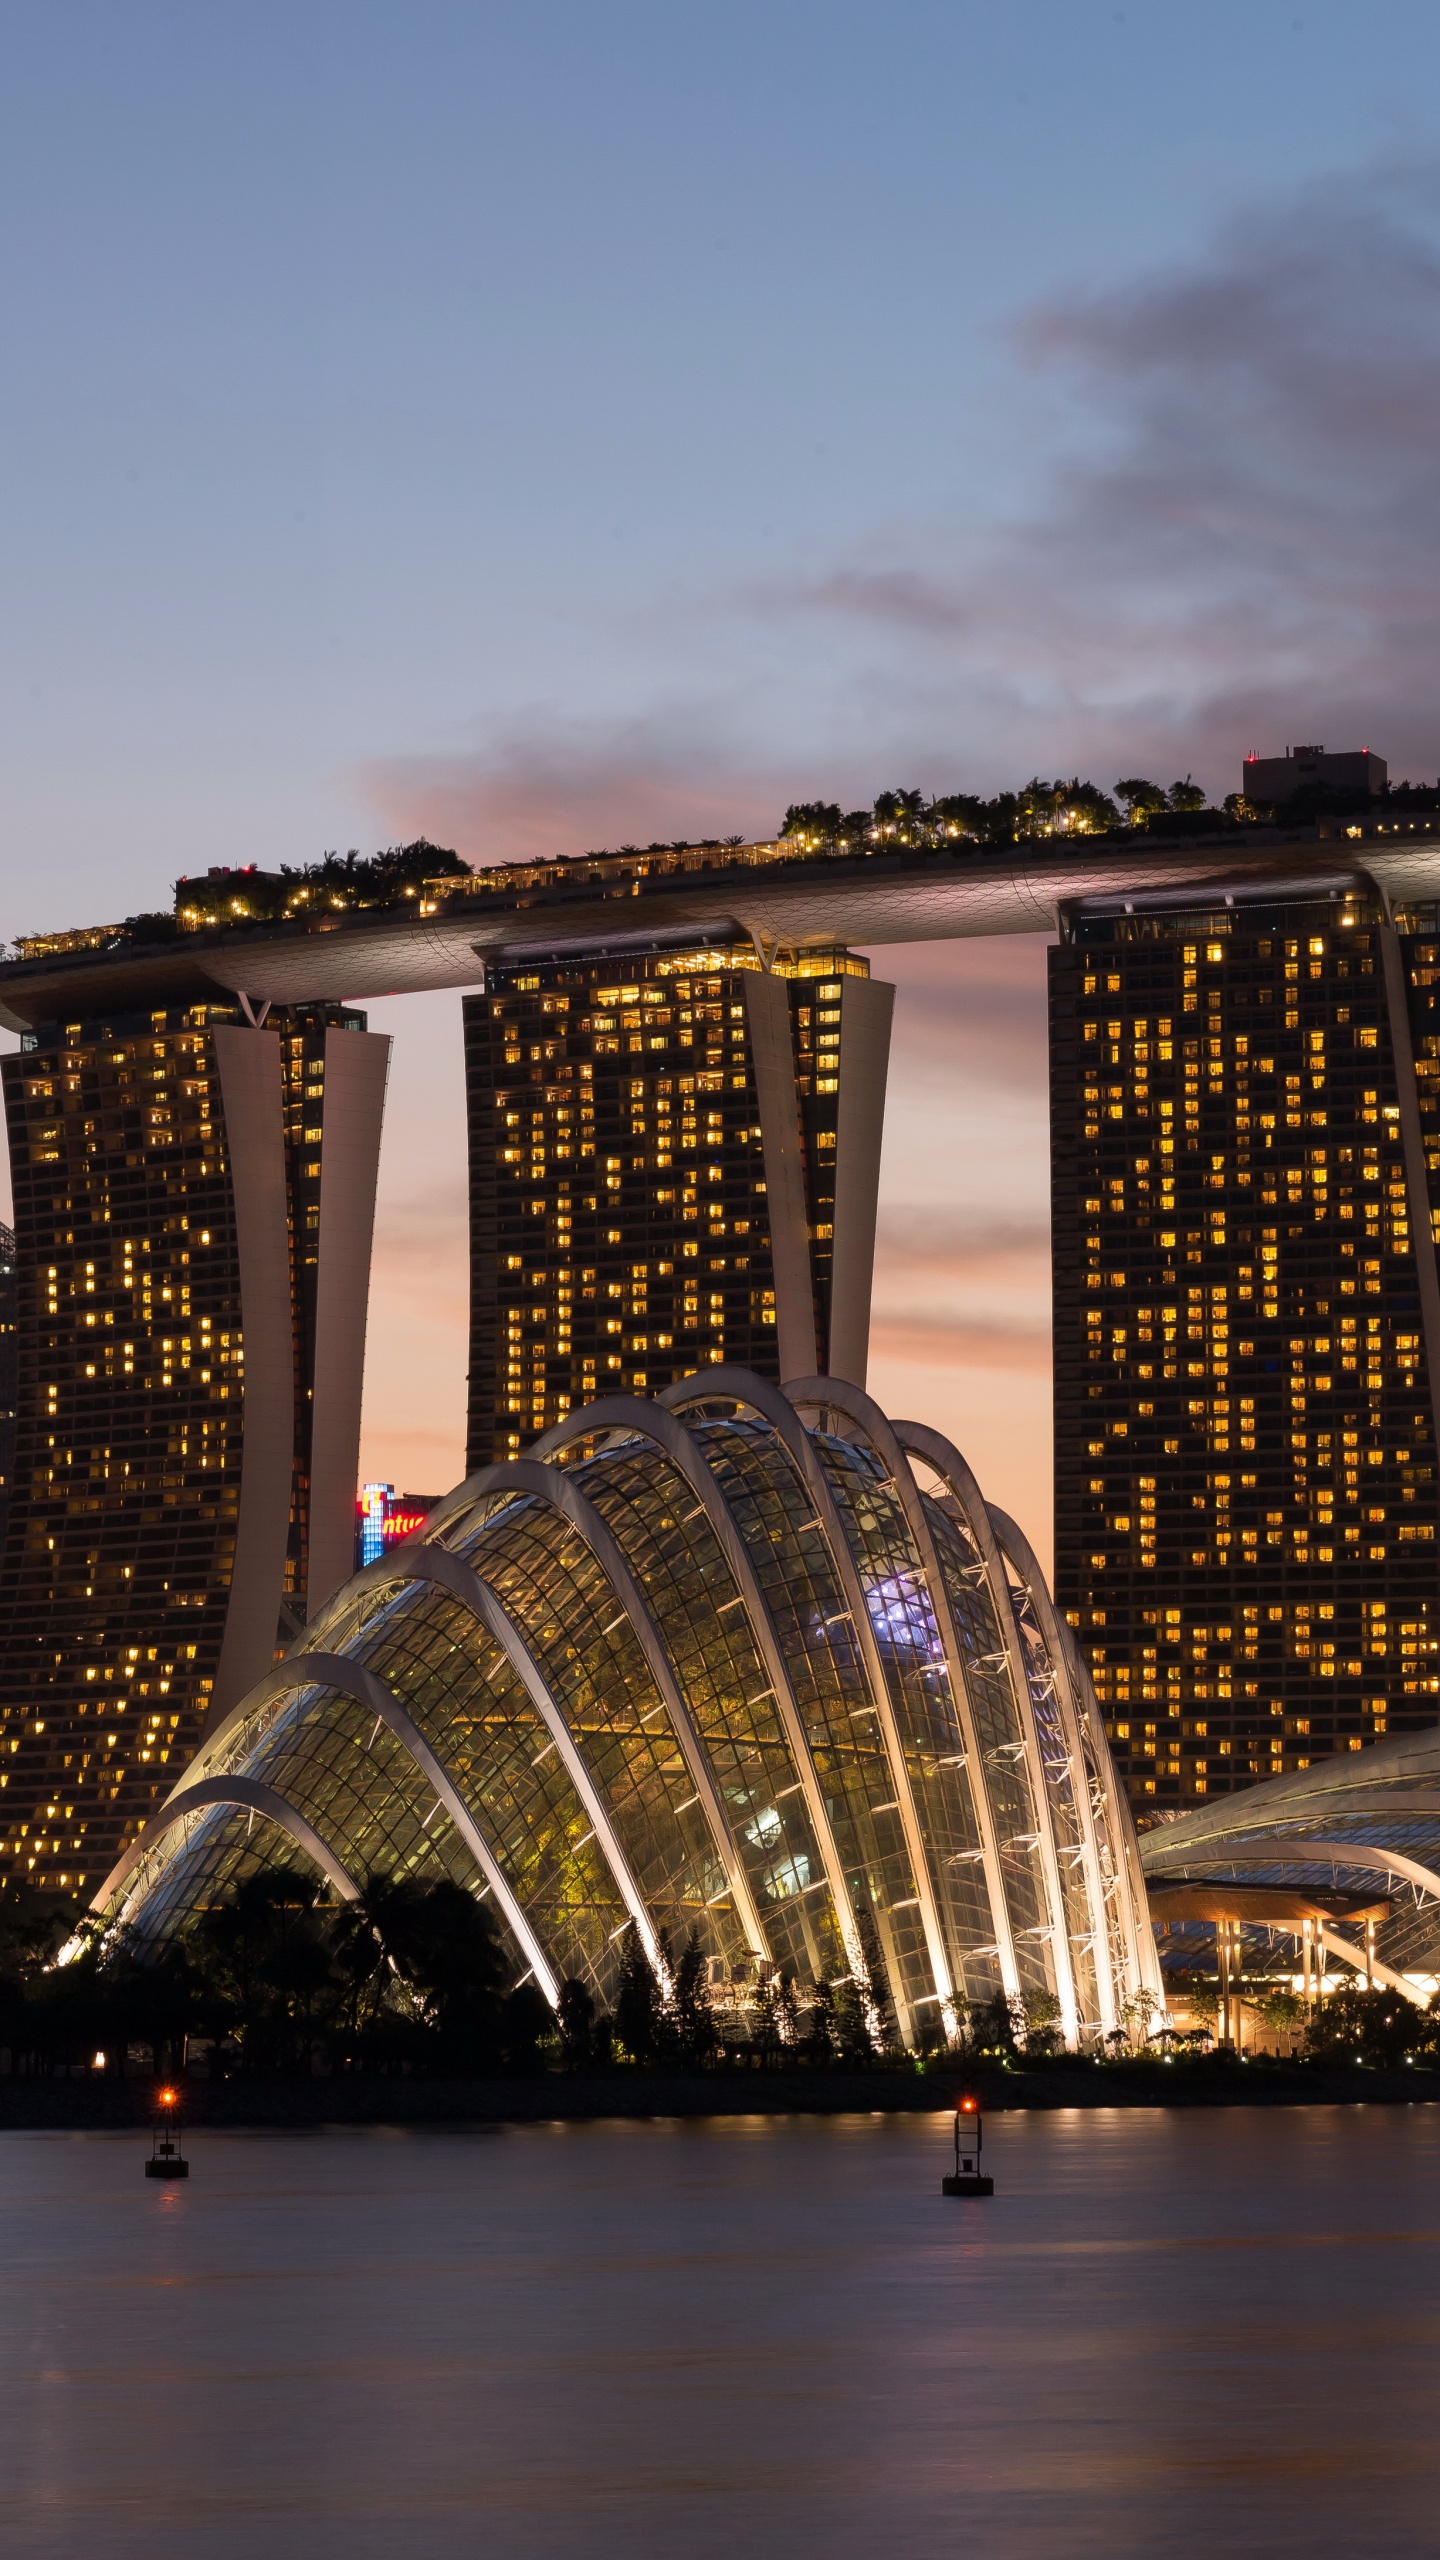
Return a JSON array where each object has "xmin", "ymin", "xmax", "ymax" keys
[
  {"xmin": 0, "ymin": 1222, "xmax": 16, "ymax": 1562},
  {"xmin": 464, "ymin": 943, "xmax": 894, "ymax": 1466},
  {"xmin": 356, "ymin": 1483, "xmax": 441, "ymax": 1571},
  {"xmin": 0, "ymin": 999, "xmax": 389, "ymax": 1890},
  {"xmin": 1051, "ymin": 888, "xmax": 1440, "ymax": 1815},
  {"xmin": 90, "ymin": 1373, "xmax": 1160, "ymax": 2046}
]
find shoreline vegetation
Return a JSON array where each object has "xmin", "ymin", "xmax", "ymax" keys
[{"xmin": 12, "ymin": 1871, "xmax": 1440, "ymax": 2131}]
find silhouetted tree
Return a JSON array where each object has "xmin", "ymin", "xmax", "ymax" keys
[
  {"xmin": 393, "ymin": 1880, "xmax": 509, "ymax": 2068},
  {"xmin": 1305, "ymin": 1983, "xmax": 1423, "ymax": 2067},
  {"xmin": 614, "ymin": 1928, "xmax": 664, "ymax": 2064},
  {"xmin": 780, "ymin": 802, "xmax": 843, "ymax": 841},
  {"xmin": 854, "ymin": 1909, "xmax": 899, "ymax": 2055},
  {"xmin": 557, "ymin": 1976, "xmax": 596, "ymax": 2070},
  {"xmin": 188, "ymin": 1867, "xmax": 337, "ymax": 2073},
  {"xmin": 672, "ymin": 1934, "xmax": 718, "ymax": 2065},
  {"xmin": 803, "ymin": 1977, "xmax": 837, "ymax": 2065},
  {"xmin": 503, "ymin": 1981, "xmax": 552, "ymax": 2073},
  {"xmin": 1115, "ymin": 777, "xmax": 1169, "ymax": 825}
]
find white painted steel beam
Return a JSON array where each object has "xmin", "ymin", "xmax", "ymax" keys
[
  {"xmin": 819, "ymin": 1392, "xmax": 1076, "ymax": 2042},
  {"xmin": 363, "ymin": 1536, "xmax": 664, "ymax": 1978},
  {"xmin": 92, "ymin": 1775, "xmax": 365, "ymax": 1921},
  {"xmin": 429, "ymin": 1458, "xmax": 771, "ymax": 1962},
  {"xmin": 529, "ymin": 1396, "xmax": 864, "ymax": 1983},
  {"xmin": 660, "ymin": 1367, "xmax": 955, "ymax": 2036}
]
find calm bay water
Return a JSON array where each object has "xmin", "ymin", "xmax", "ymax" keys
[{"xmin": 0, "ymin": 2105, "xmax": 1436, "ymax": 2558}]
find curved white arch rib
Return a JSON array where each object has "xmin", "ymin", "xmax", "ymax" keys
[
  {"xmin": 176, "ymin": 1651, "xmax": 561, "ymax": 2005},
  {"xmin": 529, "ymin": 1395, "xmax": 865, "ymax": 1983},
  {"xmin": 985, "ymin": 1501, "xmax": 1157, "ymax": 2018},
  {"xmin": 660, "ymin": 1368, "xmax": 955, "ymax": 2033},
  {"xmin": 1153, "ymin": 1836, "xmax": 1440, "ymax": 1903},
  {"xmin": 92, "ymin": 1776, "xmax": 365, "ymax": 1922},
  {"xmin": 430, "ymin": 1458, "xmax": 770, "ymax": 1962},
  {"xmin": 865, "ymin": 1403, "xmax": 1077, "ymax": 2041},
  {"xmin": 1315, "ymin": 1928, "xmax": 1413, "ymax": 1996},
  {"xmin": 788, "ymin": 1374, "xmax": 1034, "ymax": 2029},
  {"xmin": 364, "ymin": 1538, "xmax": 664, "ymax": 1978},
  {"xmin": 279, "ymin": 1651, "xmax": 562, "ymax": 2005},
  {"xmin": 754, "ymin": 1383, "xmax": 1023, "ymax": 2007},
  {"xmin": 983, "ymin": 1506, "xmax": 1122, "ymax": 2033}
]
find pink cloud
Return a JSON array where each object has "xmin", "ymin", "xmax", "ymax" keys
[
  {"xmin": 868, "ymin": 1313, "xmax": 1051, "ymax": 1373},
  {"xmin": 364, "ymin": 713, "xmax": 792, "ymax": 868}
]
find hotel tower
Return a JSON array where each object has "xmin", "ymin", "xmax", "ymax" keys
[
  {"xmin": 0, "ymin": 993, "xmax": 388, "ymax": 1889},
  {"xmin": 1051, "ymin": 865, "xmax": 1440, "ymax": 1812},
  {"xmin": 464, "ymin": 940, "xmax": 893, "ymax": 1465}
]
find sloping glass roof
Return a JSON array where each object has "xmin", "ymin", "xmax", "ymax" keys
[{"xmin": 1142, "ymin": 1722, "xmax": 1440, "ymax": 1991}]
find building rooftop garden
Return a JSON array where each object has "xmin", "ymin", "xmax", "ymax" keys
[{"xmin": 10, "ymin": 769, "xmax": 1440, "ymax": 967}]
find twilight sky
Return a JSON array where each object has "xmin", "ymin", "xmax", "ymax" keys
[{"xmin": 7, "ymin": 0, "xmax": 1440, "ymax": 1565}]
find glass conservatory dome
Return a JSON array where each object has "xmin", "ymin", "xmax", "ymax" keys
[{"xmin": 91, "ymin": 1371, "xmax": 1159, "ymax": 2046}]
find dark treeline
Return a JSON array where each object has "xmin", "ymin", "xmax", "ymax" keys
[
  {"xmin": 1174, "ymin": 1974, "xmax": 1440, "ymax": 2068},
  {"xmin": 115, "ymin": 838, "xmax": 468, "ymax": 945},
  {"xmin": 778, "ymin": 770, "xmax": 1440, "ymax": 851},
  {"xmin": 11, "ymin": 1877, "xmax": 1437, "ymax": 2081},
  {"xmin": 0, "ymin": 1872, "xmax": 1094, "ymax": 2082}
]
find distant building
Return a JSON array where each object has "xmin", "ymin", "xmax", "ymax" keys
[
  {"xmin": 1051, "ymin": 879, "xmax": 1440, "ymax": 1815},
  {"xmin": 0, "ymin": 999, "xmax": 389, "ymax": 1892},
  {"xmin": 1243, "ymin": 745, "xmax": 1387, "ymax": 806},
  {"xmin": 463, "ymin": 941, "xmax": 894, "ymax": 1467},
  {"xmin": 355, "ymin": 1483, "xmax": 440, "ymax": 1570}
]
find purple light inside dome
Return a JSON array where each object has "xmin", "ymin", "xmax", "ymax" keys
[{"xmin": 864, "ymin": 1570, "xmax": 946, "ymax": 1662}]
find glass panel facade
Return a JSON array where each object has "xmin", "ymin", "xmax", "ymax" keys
[
  {"xmin": 559, "ymin": 1439, "xmax": 840, "ymax": 1983},
  {"xmin": 924, "ymin": 1498, "xmax": 1057, "ymax": 1995}
]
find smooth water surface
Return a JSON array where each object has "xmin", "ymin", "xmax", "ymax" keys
[{"xmin": 1, "ymin": 2106, "xmax": 1436, "ymax": 2558}]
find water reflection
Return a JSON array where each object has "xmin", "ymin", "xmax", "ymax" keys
[{"xmin": 1, "ymin": 2107, "xmax": 1438, "ymax": 2557}]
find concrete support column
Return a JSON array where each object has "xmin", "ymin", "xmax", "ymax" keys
[
  {"xmin": 209, "ymin": 1026, "xmax": 293, "ymax": 1733},
  {"xmin": 742, "ymin": 973, "xmax": 818, "ymax": 1381},
  {"xmin": 828, "ymin": 976, "xmax": 894, "ymax": 1389},
  {"xmin": 306, "ymin": 1028, "xmax": 391, "ymax": 1617}
]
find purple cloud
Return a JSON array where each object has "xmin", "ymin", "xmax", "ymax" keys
[
  {"xmin": 792, "ymin": 166, "xmax": 1440, "ymax": 790},
  {"xmin": 363, "ymin": 166, "xmax": 1440, "ymax": 861}
]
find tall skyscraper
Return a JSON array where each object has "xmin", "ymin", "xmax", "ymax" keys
[
  {"xmin": 0, "ymin": 1223, "xmax": 16, "ymax": 1564},
  {"xmin": 464, "ymin": 940, "xmax": 894, "ymax": 1464},
  {"xmin": 0, "ymin": 997, "xmax": 388, "ymax": 1891},
  {"xmin": 1051, "ymin": 881, "xmax": 1440, "ymax": 1813}
]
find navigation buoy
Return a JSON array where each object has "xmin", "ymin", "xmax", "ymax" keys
[
  {"xmin": 942, "ymin": 2096, "xmax": 993, "ymax": 2196},
  {"xmin": 144, "ymin": 2085, "xmax": 190, "ymax": 2180}
]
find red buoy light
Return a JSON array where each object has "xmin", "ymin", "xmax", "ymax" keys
[
  {"xmin": 145, "ymin": 2086, "xmax": 190, "ymax": 2178},
  {"xmin": 942, "ymin": 2097, "xmax": 994, "ymax": 2197}
]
